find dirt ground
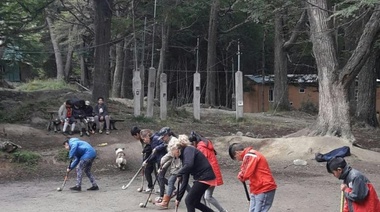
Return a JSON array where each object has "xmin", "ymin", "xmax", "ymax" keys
[{"xmin": 1, "ymin": 89, "xmax": 380, "ymax": 212}]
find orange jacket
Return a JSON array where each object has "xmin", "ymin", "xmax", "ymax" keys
[
  {"xmin": 238, "ymin": 147, "xmax": 277, "ymax": 195},
  {"xmin": 197, "ymin": 139, "xmax": 223, "ymax": 186},
  {"xmin": 343, "ymin": 184, "xmax": 380, "ymax": 212}
]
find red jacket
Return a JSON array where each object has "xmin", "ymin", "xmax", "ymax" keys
[
  {"xmin": 196, "ymin": 139, "xmax": 223, "ymax": 186},
  {"xmin": 238, "ymin": 147, "xmax": 277, "ymax": 195},
  {"xmin": 343, "ymin": 184, "xmax": 380, "ymax": 212}
]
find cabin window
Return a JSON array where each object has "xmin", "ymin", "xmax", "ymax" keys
[{"xmin": 268, "ymin": 88, "xmax": 274, "ymax": 102}]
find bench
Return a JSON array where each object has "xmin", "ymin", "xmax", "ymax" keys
[
  {"xmin": 46, "ymin": 110, "xmax": 60, "ymax": 132},
  {"xmin": 110, "ymin": 119, "xmax": 124, "ymax": 130}
]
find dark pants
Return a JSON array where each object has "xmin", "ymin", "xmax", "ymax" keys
[
  {"xmin": 76, "ymin": 158, "xmax": 97, "ymax": 187},
  {"xmin": 158, "ymin": 167, "xmax": 168, "ymax": 197},
  {"xmin": 144, "ymin": 163, "xmax": 155, "ymax": 189},
  {"xmin": 185, "ymin": 181, "xmax": 213, "ymax": 212}
]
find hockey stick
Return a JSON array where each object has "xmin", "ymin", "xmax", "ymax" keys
[
  {"xmin": 243, "ymin": 181, "xmax": 250, "ymax": 201},
  {"xmin": 122, "ymin": 165, "xmax": 143, "ymax": 190},
  {"xmin": 340, "ymin": 191, "xmax": 344, "ymax": 212},
  {"xmin": 175, "ymin": 180, "xmax": 181, "ymax": 212},
  {"xmin": 141, "ymin": 177, "xmax": 159, "ymax": 208},
  {"xmin": 57, "ymin": 171, "xmax": 69, "ymax": 191},
  {"xmin": 57, "ymin": 160, "xmax": 72, "ymax": 191},
  {"xmin": 122, "ymin": 152, "xmax": 155, "ymax": 190}
]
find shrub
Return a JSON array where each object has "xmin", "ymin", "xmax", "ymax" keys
[
  {"xmin": 300, "ymin": 101, "xmax": 318, "ymax": 115},
  {"xmin": 55, "ymin": 149, "xmax": 69, "ymax": 162},
  {"xmin": 12, "ymin": 150, "xmax": 41, "ymax": 165}
]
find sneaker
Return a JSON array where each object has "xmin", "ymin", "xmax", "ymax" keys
[
  {"xmin": 144, "ymin": 187, "xmax": 153, "ymax": 193},
  {"xmin": 106, "ymin": 130, "xmax": 110, "ymax": 135},
  {"xmin": 154, "ymin": 197, "xmax": 163, "ymax": 203},
  {"xmin": 70, "ymin": 186, "xmax": 81, "ymax": 191},
  {"xmin": 99, "ymin": 130, "xmax": 103, "ymax": 134},
  {"xmin": 68, "ymin": 131, "xmax": 73, "ymax": 135},
  {"xmin": 85, "ymin": 131, "xmax": 90, "ymax": 136},
  {"xmin": 80, "ymin": 132, "xmax": 83, "ymax": 137},
  {"xmin": 87, "ymin": 185, "xmax": 99, "ymax": 191}
]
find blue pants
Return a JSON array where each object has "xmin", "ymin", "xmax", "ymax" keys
[
  {"xmin": 76, "ymin": 158, "xmax": 97, "ymax": 187},
  {"xmin": 249, "ymin": 189, "xmax": 276, "ymax": 212}
]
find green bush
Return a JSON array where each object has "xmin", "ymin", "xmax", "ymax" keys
[
  {"xmin": 12, "ymin": 150, "xmax": 41, "ymax": 165},
  {"xmin": 55, "ymin": 149, "xmax": 69, "ymax": 162}
]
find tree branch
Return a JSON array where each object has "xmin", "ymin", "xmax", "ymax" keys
[
  {"xmin": 12, "ymin": 21, "xmax": 48, "ymax": 34},
  {"xmin": 283, "ymin": 9, "xmax": 308, "ymax": 50},
  {"xmin": 341, "ymin": 4, "xmax": 380, "ymax": 88},
  {"xmin": 220, "ymin": 17, "xmax": 250, "ymax": 34}
]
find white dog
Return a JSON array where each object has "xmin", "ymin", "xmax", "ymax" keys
[{"xmin": 115, "ymin": 148, "xmax": 127, "ymax": 170}]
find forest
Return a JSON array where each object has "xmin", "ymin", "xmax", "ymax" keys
[{"xmin": 0, "ymin": 0, "xmax": 379, "ymax": 141}]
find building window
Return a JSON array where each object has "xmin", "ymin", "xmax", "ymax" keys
[
  {"xmin": 299, "ymin": 88, "xmax": 305, "ymax": 93},
  {"xmin": 268, "ymin": 88, "xmax": 274, "ymax": 102}
]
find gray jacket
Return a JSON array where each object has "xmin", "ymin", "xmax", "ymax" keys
[
  {"xmin": 160, "ymin": 152, "xmax": 182, "ymax": 175},
  {"xmin": 339, "ymin": 166, "xmax": 370, "ymax": 211}
]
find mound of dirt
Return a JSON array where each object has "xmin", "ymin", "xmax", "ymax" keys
[{"xmin": 214, "ymin": 135, "xmax": 380, "ymax": 163}]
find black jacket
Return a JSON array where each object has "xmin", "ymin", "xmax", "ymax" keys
[
  {"xmin": 176, "ymin": 145, "xmax": 216, "ymax": 201},
  {"xmin": 142, "ymin": 143, "xmax": 153, "ymax": 162}
]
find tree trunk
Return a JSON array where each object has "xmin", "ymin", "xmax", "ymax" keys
[
  {"xmin": 64, "ymin": 25, "xmax": 77, "ymax": 80},
  {"xmin": 273, "ymin": 9, "xmax": 290, "ymax": 111},
  {"xmin": 356, "ymin": 49, "xmax": 379, "ymax": 127},
  {"xmin": 112, "ymin": 39, "xmax": 124, "ymax": 97},
  {"xmin": 205, "ymin": 0, "xmax": 219, "ymax": 106},
  {"xmin": 155, "ymin": 15, "xmax": 170, "ymax": 100},
  {"xmin": 80, "ymin": 41, "xmax": 89, "ymax": 87},
  {"xmin": 92, "ymin": 0, "xmax": 113, "ymax": 102},
  {"xmin": 307, "ymin": 0, "xmax": 380, "ymax": 141},
  {"xmin": 46, "ymin": 16, "xmax": 64, "ymax": 81},
  {"xmin": 121, "ymin": 40, "xmax": 133, "ymax": 99}
]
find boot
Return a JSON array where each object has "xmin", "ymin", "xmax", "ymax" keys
[{"xmin": 155, "ymin": 194, "xmax": 170, "ymax": 209}]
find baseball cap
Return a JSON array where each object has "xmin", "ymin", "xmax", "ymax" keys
[{"xmin": 158, "ymin": 127, "xmax": 171, "ymax": 139}]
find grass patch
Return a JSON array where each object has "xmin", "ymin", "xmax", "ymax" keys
[
  {"xmin": 55, "ymin": 149, "xmax": 69, "ymax": 162},
  {"xmin": 168, "ymin": 107, "xmax": 191, "ymax": 118},
  {"xmin": 12, "ymin": 150, "xmax": 41, "ymax": 165},
  {"xmin": 130, "ymin": 115, "xmax": 156, "ymax": 123},
  {"xmin": 17, "ymin": 79, "xmax": 74, "ymax": 91}
]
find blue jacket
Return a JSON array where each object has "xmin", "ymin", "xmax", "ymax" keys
[
  {"xmin": 147, "ymin": 133, "xmax": 167, "ymax": 164},
  {"xmin": 68, "ymin": 138, "xmax": 96, "ymax": 170}
]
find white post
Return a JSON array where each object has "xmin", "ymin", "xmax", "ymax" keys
[
  {"xmin": 160, "ymin": 73, "xmax": 167, "ymax": 120},
  {"xmin": 133, "ymin": 71, "xmax": 141, "ymax": 116},
  {"xmin": 146, "ymin": 67, "xmax": 156, "ymax": 117},
  {"xmin": 193, "ymin": 37, "xmax": 200, "ymax": 120},
  {"xmin": 236, "ymin": 40, "xmax": 243, "ymax": 119},
  {"xmin": 235, "ymin": 71, "xmax": 244, "ymax": 119},
  {"xmin": 194, "ymin": 72, "xmax": 201, "ymax": 120}
]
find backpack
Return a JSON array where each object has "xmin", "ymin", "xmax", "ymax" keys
[{"xmin": 315, "ymin": 146, "xmax": 351, "ymax": 162}]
